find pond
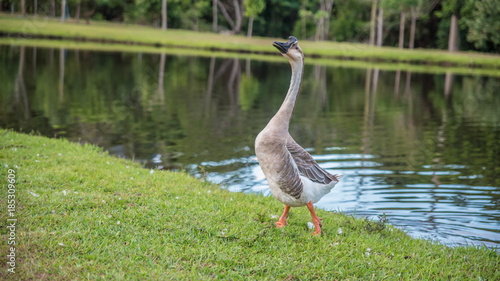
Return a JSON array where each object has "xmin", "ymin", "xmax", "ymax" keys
[{"xmin": 1, "ymin": 45, "xmax": 499, "ymax": 249}]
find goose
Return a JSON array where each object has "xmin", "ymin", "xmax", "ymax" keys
[{"xmin": 255, "ymin": 36, "xmax": 342, "ymax": 235}]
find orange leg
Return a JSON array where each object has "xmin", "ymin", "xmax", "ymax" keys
[
  {"xmin": 276, "ymin": 205, "xmax": 290, "ymax": 228},
  {"xmin": 306, "ymin": 201, "xmax": 322, "ymax": 235}
]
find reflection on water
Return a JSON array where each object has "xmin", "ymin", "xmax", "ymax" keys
[{"xmin": 1, "ymin": 45, "xmax": 499, "ymax": 249}]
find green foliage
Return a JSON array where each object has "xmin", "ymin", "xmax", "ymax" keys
[
  {"xmin": 434, "ymin": 0, "xmax": 474, "ymax": 50},
  {"xmin": 464, "ymin": 0, "xmax": 500, "ymax": 52},
  {"xmin": 258, "ymin": 0, "xmax": 301, "ymax": 38},
  {"xmin": 329, "ymin": 0, "xmax": 371, "ymax": 42},
  {"xmin": 292, "ymin": 8, "xmax": 316, "ymax": 40},
  {"xmin": 244, "ymin": 0, "xmax": 266, "ymax": 18},
  {"xmin": 381, "ymin": 0, "xmax": 418, "ymax": 11},
  {"xmin": 434, "ymin": 0, "xmax": 500, "ymax": 53}
]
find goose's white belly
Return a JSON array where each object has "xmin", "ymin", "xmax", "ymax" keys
[
  {"xmin": 298, "ymin": 176, "xmax": 338, "ymax": 205},
  {"xmin": 266, "ymin": 174, "xmax": 339, "ymax": 207}
]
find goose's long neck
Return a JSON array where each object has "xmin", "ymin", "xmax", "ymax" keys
[{"xmin": 270, "ymin": 58, "xmax": 304, "ymax": 131}]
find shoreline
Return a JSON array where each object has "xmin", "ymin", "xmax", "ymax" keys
[
  {"xmin": 1, "ymin": 13, "xmax": 500, "ymax": 73},
  {"xmin": 0, "ymin": 130, "xmax": 498, "ymax": 279}
]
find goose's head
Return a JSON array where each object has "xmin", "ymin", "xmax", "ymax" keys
[{"xmin": 273, "ymin": 36, "xmax": 303, "ymax": 63}]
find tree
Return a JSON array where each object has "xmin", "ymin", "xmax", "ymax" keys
[
  {"xmin": 21, "ymin": 0, "xmax": 25, "ymax": 17},
  {"xmin": 381, "ymin": 0, "xmax": 414, "ymax": 48},
  {"xmin": 408, "ymin": 5, "xmax": 416, "ymax": 49},
  {"xmin": 369, "ymin": 0, "xmax": 378, "ymax": 45},
  {"xmin": 398, "ymin": 9, "xmax": 405, "ymax": 48},
  {"xmin": 213, "ymin": 0, "xmax": 218, "ymax": 32},
  {"xmin": 82, "ymin": 0, "xmax": 97, "ymax": 24},
  {"xmin": 465, "ymin": 0, "xmax": 500, "ymax": 52},
  {"xmin": 376, "ymin": 6, "xmax": 383, "ymax": 46},
  {"xmin": 217, "ymin": 0, "xmax": 244, "ymax": 34},
  {"xmin": 313, "ymin": 9, "xmax": 328, "ymax": 41},
  {"xmin": 318, "ymin": 0, "xmax": 334, "ymax": 40},
  {"xmin": 435, "ymin": 0, "xmax": 474, "ymax": 51},
  {"xmin": 161, "ymin": 0, "xmax": 167, "ymax": 30},
  {"xmin": 294, "ymin": 0, "xmax": 333, "ymax": 41},
  {"xmin": 245, "ymin": 0, "xmax": 266, "ymax": 37},
  {"xmin": 50, "ymin": 0, "xmax": 55, "ymax": 17},
  {"xmin": 438, "ymin": 0, "xmax": 464, "ymax": 52},
  {"xmin": 244, "ymin": 0, "xmax": 265, "ymax": 38},
  {"xmin": 75, "ymin": 0, "xmax": 81, "ymax": 22},
  {"xmin": 297, "ymin": 6, "xmax": 313, "ymax": 39},
  {"xmin": 448, "ymin": 12, "xmax": 458, "ymax": 52},
  {"xmin": 328, "ymin": 0, "xmax": 371, "ymax": 42},
  {"xmin": 61, "ymin": 0, "xmax": 66, "ymax": 22},
  {"xmin": 408, "ymin": 0, "xmax": 438, "ymax": 49}
]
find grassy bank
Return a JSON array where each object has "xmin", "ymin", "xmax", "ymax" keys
[
  {"xmin": 1, "ymin": 13, "xmax": 500, "ymax": 71},
  {"xmin": 0, "ymin": 130, "xmax": 498, "ymax": 280}
]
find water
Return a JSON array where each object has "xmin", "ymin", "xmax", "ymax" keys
[{"xmin": 1, "ymin": 45, "xmax": 499, "ymax": 249}]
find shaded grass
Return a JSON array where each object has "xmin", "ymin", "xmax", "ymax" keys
[
  {"xmin": 1, "ymin": 13, "xmax": 500, "ymax": 72},
  {"xmin": 0, "ymin": 130, "xmax": 498, "ymax": 280}
]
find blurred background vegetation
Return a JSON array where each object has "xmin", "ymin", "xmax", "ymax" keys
[{"xmin": 1, "ymin": 0, "xmax": 499, "ymax": 53}]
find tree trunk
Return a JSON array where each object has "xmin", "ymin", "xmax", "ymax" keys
[
  {"xmin": 50, "ymin": 0, "xmax": 55, "ymax": 17},
  {"xmin": 21, "ymin": 0, "xmax": 26, "ymax": 17},
  {"xmin": 217, "ymin": 1, "xmax": 236, "ymax": 31},
  {"xmin": 376, "ymin": 8, "xmax": 383, "ymax": 46},
  {"xmin": 315, "ymin": 17, "xmax": 324, "ymax": 41},
  {"xmin": 61, "ymin": 0, "xmax": 66, "ymax": 22},
  {"xmin": 161, "ymin": 0, "xmax": 167, "ymax": 30},
  {"xmin": 448, "ymin": 14, "xmax": 459, "ymax": 52},
  {"xmin": 323, "ymin": 0, "xmax": 334, "ymax": 41},
  {"xmin": 409, "ymin": 6, "xmax": 416, "ymax": 49},
  {"xmin": 301, "ymin": 0, "xmax": 307, "ymax": 39},
  {"xmin": 212, "ymin": 0, "xmax": 218, "ymax": 32},
  {"xmin": 233, "ymin": 0, "xmax": 243, "ymax": 34},
  {"xmin": 316, "ymin": 0, "xmax": 325, "ymax": 40},
  {"xmin": 247, "ymin": 15, "xmax": 254, "ymax": 38},
  {"xmin": 192, "ymin": 0, "xmax": 199, "ymax": 31},
  {"xmin": 83, "ymin": 2, "xmax": 97, "ymax": 25},
  {"xmin": 76, "ymin": 1, "xmax": 81, "ymax": 22},
  {"xmin": 398, "ymin": 11, "xmax": 406, "ymax": 49},
  {"xmin": 369, "ymin": 0, "xmax": 378, "ymax": 45},
  {"xmin": 34, "ymin": 0, "xmax": 38, "ymax": 16}
]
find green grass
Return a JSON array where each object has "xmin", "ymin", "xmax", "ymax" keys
[
  {"xmin": 1, "ymin": 13, "xmax": 500, "ymax": 72},
  {"xmin": 0, "ymin": 130, "xmax": 498, "ymax": 280}
]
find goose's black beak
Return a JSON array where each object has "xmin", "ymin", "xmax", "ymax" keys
[{"xmin": 273, "ymin": 36, "xmax": 298, "ymax": 54}]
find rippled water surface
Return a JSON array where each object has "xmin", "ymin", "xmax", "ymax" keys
[{"xmin": 1, "ymin": 45, "xmax": 499, "ymax": 248}]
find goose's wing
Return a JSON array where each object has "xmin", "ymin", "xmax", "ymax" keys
[
  {"xmin": 276, "ymin": 145, "xmax": 304, "ymax": 199},
  {"xmin": 286, "ymin": 140, "xmax": 340, "ymax": 184}
]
